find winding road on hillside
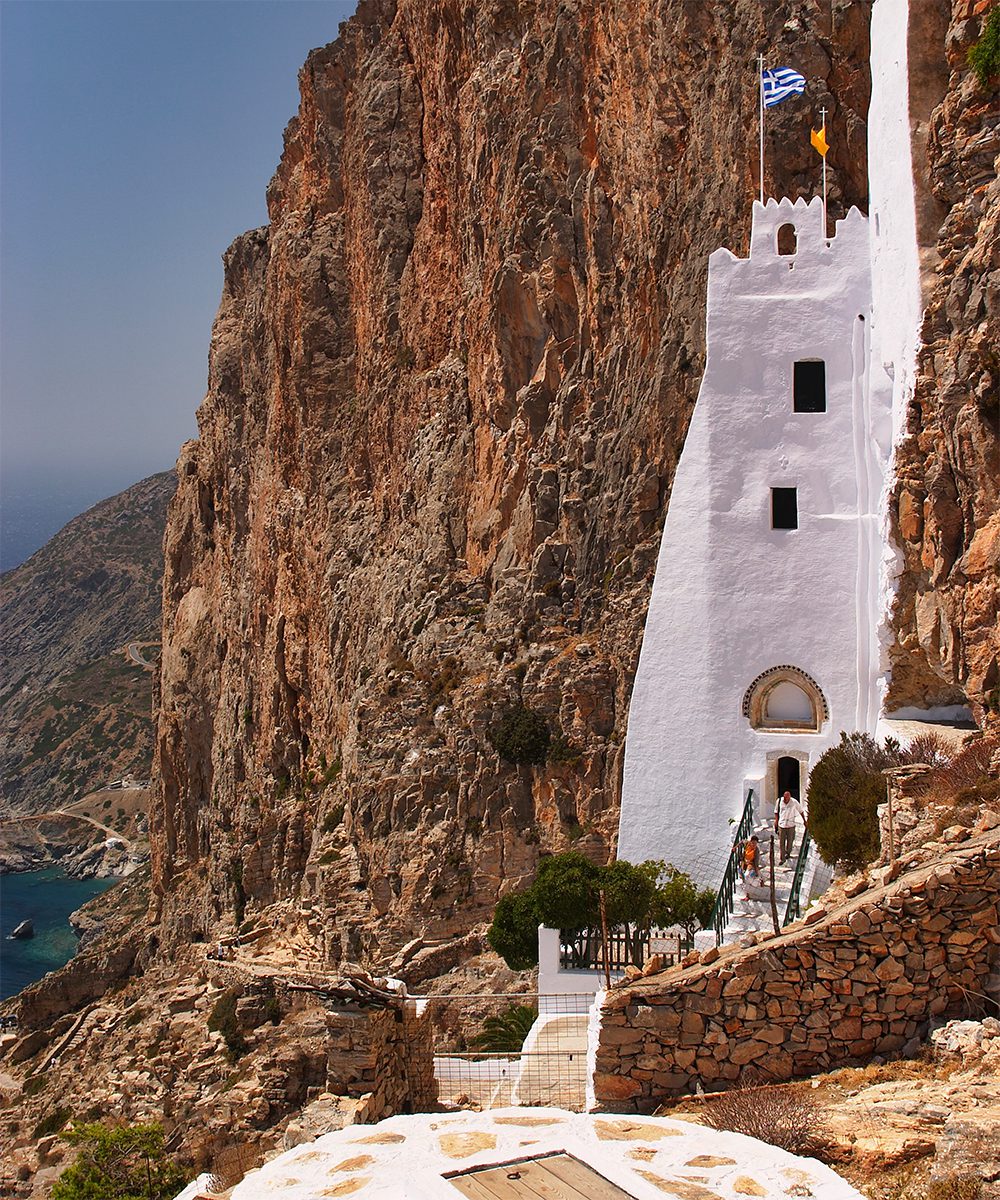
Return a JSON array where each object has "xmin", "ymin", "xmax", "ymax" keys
[
  {"xmin": 126, "ymin": 641, "xmax": 160, "ymax": 670},
  {"xmin": 1, "ymin": 808, "xmax": 135, "ymax": 853}
]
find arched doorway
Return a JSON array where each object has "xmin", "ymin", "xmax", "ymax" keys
[{"xmin": 777, "ymin": 756, "xmax": 801, "ymax": 800}]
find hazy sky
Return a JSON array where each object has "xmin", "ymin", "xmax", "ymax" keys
[{"xmin": 1, "ymin": 0, "xmax": 355, "ymax": 553}]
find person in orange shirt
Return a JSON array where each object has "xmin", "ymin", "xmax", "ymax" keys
[{"xmin": 740, "ymin": 834, "xmax": 761, "ymax": 900}]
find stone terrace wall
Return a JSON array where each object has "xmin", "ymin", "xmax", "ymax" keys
[
  {"xmin": 325, "ymin": 1002, "xmax": 439, "ymax": 1116},
  {"xmin": 593, "ymin": 833, "xmax": 1000, "ymax": 1110},
  {"xmin": 272, "ymin": 995, "xmax": 438, "ymax": 1120}
]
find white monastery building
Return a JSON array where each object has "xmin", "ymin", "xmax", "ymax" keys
[
  {"xmin": 618, "ymin": 0, "xmax": 932, "ymax": 882},
  {"xmin": 618, "ymin": 198, "xmax": 879, "ymax": 877}
]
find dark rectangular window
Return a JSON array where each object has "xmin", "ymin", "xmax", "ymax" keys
[
  {"xmin": 794, "ymin": 360, "xmax": 826, "ymax": 412},
  {"xmin": 772, "ymin": 487, "xmax": 798, "ymax": 530}
]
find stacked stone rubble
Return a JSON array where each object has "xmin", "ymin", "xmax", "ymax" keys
[
  {"xmin": 594, "ymin": 833, "xmax": 1000, "ymax": 1109},
  {"xmin": 323, "ymin": 1001, "xmax": 438, "ymax": 1115}
]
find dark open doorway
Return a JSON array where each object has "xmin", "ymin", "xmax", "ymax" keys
[{"xmin": 778, "ymin": 756, "xmax": 801, "ymax": 799}]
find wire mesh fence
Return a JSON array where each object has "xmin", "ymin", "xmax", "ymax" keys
[{"xmin": 412, "ymin": 992, "xmax": 596, "ymax": 1113}]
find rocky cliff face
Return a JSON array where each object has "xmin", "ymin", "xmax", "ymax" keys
[
  {"xmin": 887, "ymin": 0, "xmax": 999, "ymax": 722},
  {"xmin": 154, "ymin": 0, "xmax": 872, "ymax": 963}
]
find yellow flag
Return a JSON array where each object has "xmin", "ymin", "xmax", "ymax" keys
[{"xmin": 811, "ymin": 124, "xmax": 829, "ymax": 157}]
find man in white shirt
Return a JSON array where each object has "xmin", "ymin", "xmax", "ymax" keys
[{"xmin": 774, "ymin": 791, "xmax": 806, "ymax": 864}]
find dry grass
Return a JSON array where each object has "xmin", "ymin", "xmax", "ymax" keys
[
  {"xmin": 838, "ymin": 1159, "xmax": 931, "ymax": 1200},
  {"xmin": 926, "ymin": 1177, "xmax": 984, "ymax": 1200},
  {"xmin": 830, "ymin": 1053, "xmax": 948, "ymax": 1091}
]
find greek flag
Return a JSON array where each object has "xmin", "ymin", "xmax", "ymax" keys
[{"xmin": 761, "ymin": 67, "xmax": 806, "ymax": 107}]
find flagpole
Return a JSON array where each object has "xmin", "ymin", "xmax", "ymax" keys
[
  {"xmin": 758, "ymin": 54, "xmax": 765, "ymax": 203},
  {"xmin": 820, "ymin": 105, "xmax": 827, "ymax": 235}
]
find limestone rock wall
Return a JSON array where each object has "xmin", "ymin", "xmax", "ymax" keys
[
  {"xmin": 593, "ymin": 831, "xmax": 1000, "ymax": 1108},
  {"xmin": 153, "ymin": 0, "xmax": 872, "ymax": 961},
  {"xmin": 887, "ymin": 0, "xmax": 1000, "ymax": 719}
]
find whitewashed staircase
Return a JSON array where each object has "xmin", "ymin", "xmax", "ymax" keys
[
  {"xmin": 697, "ymin": 786, "xmax": 817, "ymax": 951},
  {"xmin": 722, "ymin": 820, "xmax": 808, "ymax": 943}
]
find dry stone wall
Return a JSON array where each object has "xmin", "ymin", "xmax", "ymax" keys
[
  {"xmin": 321, "ymin": 1002, "xmax": 439, "ymax": 1116},
  {"xmin": 593, "ymin": 833, "xmax": 1000, "ymax": 1109}
]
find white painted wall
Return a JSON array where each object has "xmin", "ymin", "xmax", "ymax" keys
[
  {"xmin": 868, "ymin": 0, "xmax": 926, "ymax": 717},
  {"xmin": 536, "ymin": 925, "xmax": 620, "ymax": 1012},
  {"xmin": 618, "ymin": 198, "xmax": 881, "ymax": 883},
  {"xmin": 869, "ymin": 0, "xmax": 922, "ymax": 452}
]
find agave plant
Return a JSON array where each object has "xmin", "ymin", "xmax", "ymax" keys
[{"xmin": 469, "ymin": 1004, "xmax": 538, "ymax": 1053}]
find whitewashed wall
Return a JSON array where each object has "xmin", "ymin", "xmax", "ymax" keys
[
  {"xmin": 868, "ymin": 0, "xmax": 937, "ymax": 717},
  {"xmin": 618, "ymin": 198, "xmax": 880, "ymax": 882}
]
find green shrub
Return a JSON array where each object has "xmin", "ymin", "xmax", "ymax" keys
[
  {"xmin": 470, "ymin": 1004, "xmax": 538, "ymax": 1052},
  {"xmin": 969, "ymin": 6, "xmax": 1000, "ymax": 87},
  {"xmin": 230, "ymin": 858, "xmax": 247, "ymax": 926},
  {"xmin": 33, "ymin": 1106, "xmax": 71, "ymax": 1138},
  {"xmin": 488, "ymin": 703, "xmax": 550, "ymax": 765},
  {"xmin": 807, "ymin": 732, "xmax": 900, "ymax": 870},
  {"xmin": 549, "ymin": 733, "xmax": 581, "ymax": 766},
  {"xmin": 261, "ymin": 995, "xmax": 283, "ymax": 1026},
  {"xmin": 52, "ymin": 1122, "xmax": 186, "ymax": 1200},
  {"xmin": 533, "ymin": 851, "xmax": 602, "ymax": 928},
  {"xmin": 486, "ymin": 890, "xmax": 541, "ymax": 970},
  {"xmin": 208, "ymin": 989, "xmax": 248, "ymax": 1062},
  {"xmin": 22, "ymin": 1074, "xmax": 47, "ymax": 1097},
  {"xmin": 322, "ymin": 804, "xmax": 345, "ymax": 833}
]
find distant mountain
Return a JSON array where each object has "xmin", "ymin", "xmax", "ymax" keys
[{"xmin": 0, "ymin": 472, "xmax": 174, "ymax": 816}]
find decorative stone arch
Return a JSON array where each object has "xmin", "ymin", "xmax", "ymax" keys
[{"xmin": 742, "ymin": 665, "xmax": 828, "ymax": 732}]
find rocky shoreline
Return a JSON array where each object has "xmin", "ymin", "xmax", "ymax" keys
[{"xmin": 0, "ymin": 824, "xmax": 146, "ymax": 881}]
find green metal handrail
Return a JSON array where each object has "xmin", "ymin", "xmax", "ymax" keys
[
  {"xmin": 709, "ymin": 788, "xmax": 756, "ymax": 946},
  {"xmin": 782, "ymin": 828, "xmax": 812, "ymax": 926}
]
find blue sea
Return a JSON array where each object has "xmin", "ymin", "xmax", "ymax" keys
[{"xmin": 0, "ymin": 868, "xmax": 117, "ymax": 1002}]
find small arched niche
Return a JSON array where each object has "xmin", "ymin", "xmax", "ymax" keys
[
  {"xmin": 742, "ymin": 665, "xmax": 828, "ymax": 733},
  {"xmin": 776, "ymin": 222, "xmax": 797, "ymax": 256}
]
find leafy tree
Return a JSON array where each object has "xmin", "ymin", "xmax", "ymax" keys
[
  {"xmin": 533, "ymin": 851, "xmax": 601, "ymax": 928},
  {"xmin": 486, "ymin": 889, "xmax": 541, "ymax": 970},
  {"xmin": 470, "ymin": 1004, "xmax": 538, "ymax": 1053},
  {"xmin": 807, "ymin": 731, "xmax": 900, "ymax": 870},
  {"xmin": 486, "ymin": 851, "xmax": 714, "ymax": 970},
  {"xmin": 650, "ymin": 864, "xmax": 716, "ymax": 943},
  {"xmin": 601, "ymin": 858, "xmax": 661, "ymax": 963},
  {"xmin": 52, "ymin": 1122, "xmax": 186, "ymax": 1200},
  {"xmin": 600, "ymin": 859, "xmax": 658, "ymax": 928}
]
